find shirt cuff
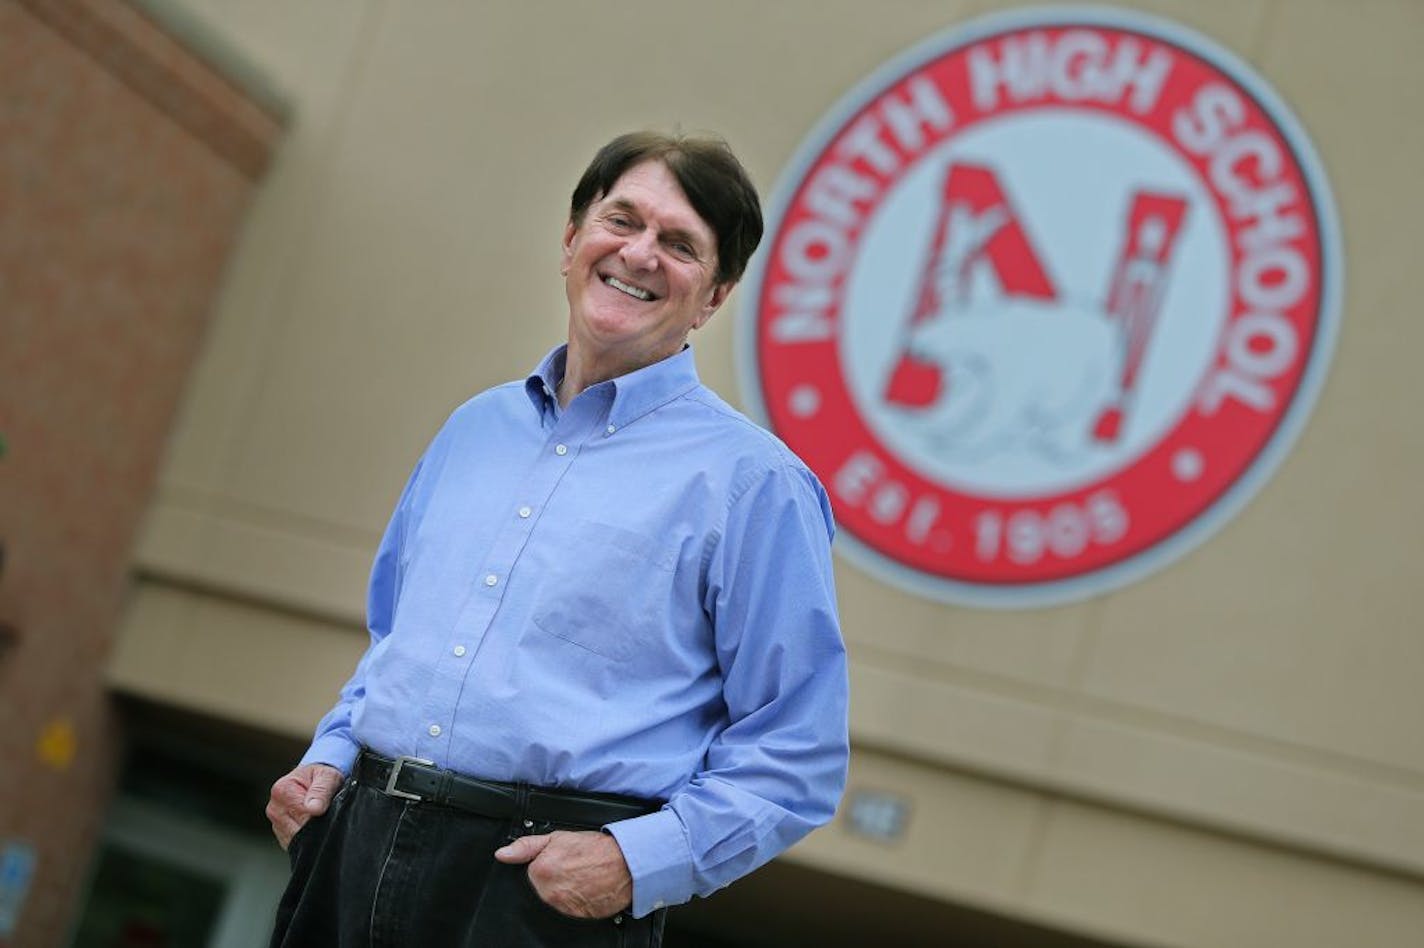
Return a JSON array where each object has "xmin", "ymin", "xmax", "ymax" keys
[
  {"xmin": 299, "ymin": 735, "xmax": 360, "ymax": 775},
  {"xmin": 604, "ymin": 808, "xmax": 694, "ymax": 918}
]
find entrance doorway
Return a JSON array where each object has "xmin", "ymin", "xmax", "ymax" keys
[{"xmin": 69, "ymin": 798, "xmax": 288, "ymax": 948}]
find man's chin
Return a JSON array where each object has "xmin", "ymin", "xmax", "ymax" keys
[{"xmin": 578, "ymin": 311, "xmax": 659, "ymax": 342}]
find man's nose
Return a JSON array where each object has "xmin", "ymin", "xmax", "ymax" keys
[{"xmin": 620, "ymin": 230, "xmax": 659, "ymax": 270}]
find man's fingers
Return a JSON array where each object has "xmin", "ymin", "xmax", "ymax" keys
[
  {"xmin": 268, "ymin": 773, "xmax": 308, "ymax": 839},
  {"xmin": 266, "ymin": 763, "xmax": 344, "ymax": 849},
  {"xmin": 515, "ymin": 831, "xmax": 632, "ymax": 919},
  {"xmin": 303, "ymin": 764, "xmax": 344, "ymax": 814},
  {"xmin": 494, "ymin": 833, "xmax": 552, "ymax": 864},
  {"xmin": 264, "ymin": 799, "xmax": 302, "ymax": 850}
]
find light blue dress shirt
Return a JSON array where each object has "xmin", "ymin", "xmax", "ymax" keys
[{"xmin": 301, "ymin": 344, "xmax": 849, "ymax": 917}]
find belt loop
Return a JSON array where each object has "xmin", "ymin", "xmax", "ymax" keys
[
  {"xmin": 515, "ymin": 780, "xmax": 531, "ymax": 830},
  {"xmin": 437, "ymin": 767, "xmax": 452, "ymax": 805}
]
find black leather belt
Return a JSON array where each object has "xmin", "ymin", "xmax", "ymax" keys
[{"xmin": 355, "ymin": 750, "xmax": 659, "ymax": 829}]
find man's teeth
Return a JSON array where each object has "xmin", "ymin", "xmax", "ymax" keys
[{"xmin": 604, "ymin": 276, "xmax": 653, "ymax": 301}]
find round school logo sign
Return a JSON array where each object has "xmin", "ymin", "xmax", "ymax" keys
[{"xmin": 738, "ymin": 8, "xmax": 1341, "ymax": 607}]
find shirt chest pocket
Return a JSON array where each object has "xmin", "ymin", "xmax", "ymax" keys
[{"xmin": 531, "ymin": 519, "xmax": 680, "ymax": 662}]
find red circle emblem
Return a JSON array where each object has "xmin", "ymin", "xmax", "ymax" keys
[{"xmin": 738, "ymin": 9, "xmax": 1340, "ymax": 606}]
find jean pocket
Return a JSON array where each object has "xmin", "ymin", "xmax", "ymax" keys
[
  {"xmin": 287, "ymin": 813, "xmax": 321, "ymax": 865},
  {"xmin": 287, "ymin": 780, "xmax": 351, "ymax": 863}
]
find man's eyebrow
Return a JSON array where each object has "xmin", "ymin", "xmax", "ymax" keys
[{"xmin": 605, "ymin": 198, "xmax": 667, "ymax": 223}]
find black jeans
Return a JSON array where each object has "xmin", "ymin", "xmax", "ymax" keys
[{"xmin": 271, "ymin": 779, "xmax": 666, "ymax": 947}]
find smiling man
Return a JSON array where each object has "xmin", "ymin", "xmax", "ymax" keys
[{"xmin": 265, "ymin": 131, "xmax": 849, "ymax": 948}]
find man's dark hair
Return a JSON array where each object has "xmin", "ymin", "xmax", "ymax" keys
[{"xmin": 570, "ymin": 131, "xmax": 764, "ymax": 285}]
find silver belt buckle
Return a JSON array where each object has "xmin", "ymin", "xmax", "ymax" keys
[{"xmin": 384, "ymin": 755, "xmax": 435, "ymax": 801}]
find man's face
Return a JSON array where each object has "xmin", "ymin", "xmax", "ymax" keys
[{"xmin": 562, "ymin": 160, "xmax": 730, "ymax": 372}]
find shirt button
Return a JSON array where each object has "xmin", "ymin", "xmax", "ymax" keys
[
  {"xmin": 484, "ymin": 574, "xmax": 498, "ymax": 587},
  {"xmin": 653, "ymin": 901, "xmax": 665, "ymax": 909},
  {"xmin": 555, "ymin": 443, "xmax": 568, "ymax": 456},
  {"xmin": 428, "ymin": 724, "xmax": 441, "ymax": 737},
  {"xmin": 453, "ymin": 645, "xmax": 466, "ymax": 657},
  {"xmin": 605, "ymin": 424, "xmax": 617, "ymax": 435},
  {"xmin": 518, "ymin": 506, "xmax": 532, "ymax": 519}
]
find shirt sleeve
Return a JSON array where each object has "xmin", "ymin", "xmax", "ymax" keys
[
  {"xmin": 606, "ymin": 460, "xmax": 850, "ymax": 917},
  {"xmin": 298, "ymin": 454, "xmax": 426, "ymax": 775}
]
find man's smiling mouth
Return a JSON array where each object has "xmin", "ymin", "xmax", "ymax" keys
[{"xmin": 603, "ymin": 275, "xmax": 655, "ymax": 301}]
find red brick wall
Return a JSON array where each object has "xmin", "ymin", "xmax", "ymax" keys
[{"xmin": 0, "ymin": 2, "xmax": 279, "ymax": 944}]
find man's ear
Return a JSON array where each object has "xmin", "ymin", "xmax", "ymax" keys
[
  {"xmin": 560, "ymin": 219, "xmax": 577, "ymax": 276},
  {"xmin": 693, "ymin": 282, "xmax": 735, "ymax": 331}
]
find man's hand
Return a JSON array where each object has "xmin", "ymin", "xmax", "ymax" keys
[
  {"xmin": 495, "ymin": 830, "xmax": 632, "ymax": 919},
  {"xmin": 266, "ymin": 763, "xmax": 344, "ymax": 850}
]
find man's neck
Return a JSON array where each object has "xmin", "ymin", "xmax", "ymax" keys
[{"xmin": 557, "ymin": 339, "xmax": 681, "ymax": 408}]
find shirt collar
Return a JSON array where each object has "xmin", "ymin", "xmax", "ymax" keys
[
  {"xmin": 524, "ymin": 344, "xmax": 701, "ymax": 430},
  {"xmin": 525, "ymin": 345, "xmax": 567, "ymax": 417}
]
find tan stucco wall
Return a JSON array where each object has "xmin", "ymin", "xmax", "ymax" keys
[{"xmin": 109, "ymin": 1, "xmax": 1424, "ymax": 944}]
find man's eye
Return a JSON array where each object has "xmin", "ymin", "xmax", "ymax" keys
[
  {"xmin": 671, "ymin": 242, "xmax": 695, "ymax": 258},
  {"xmin": 608, "ymin": 215, "xmax": 634, "ymax": 229}
]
